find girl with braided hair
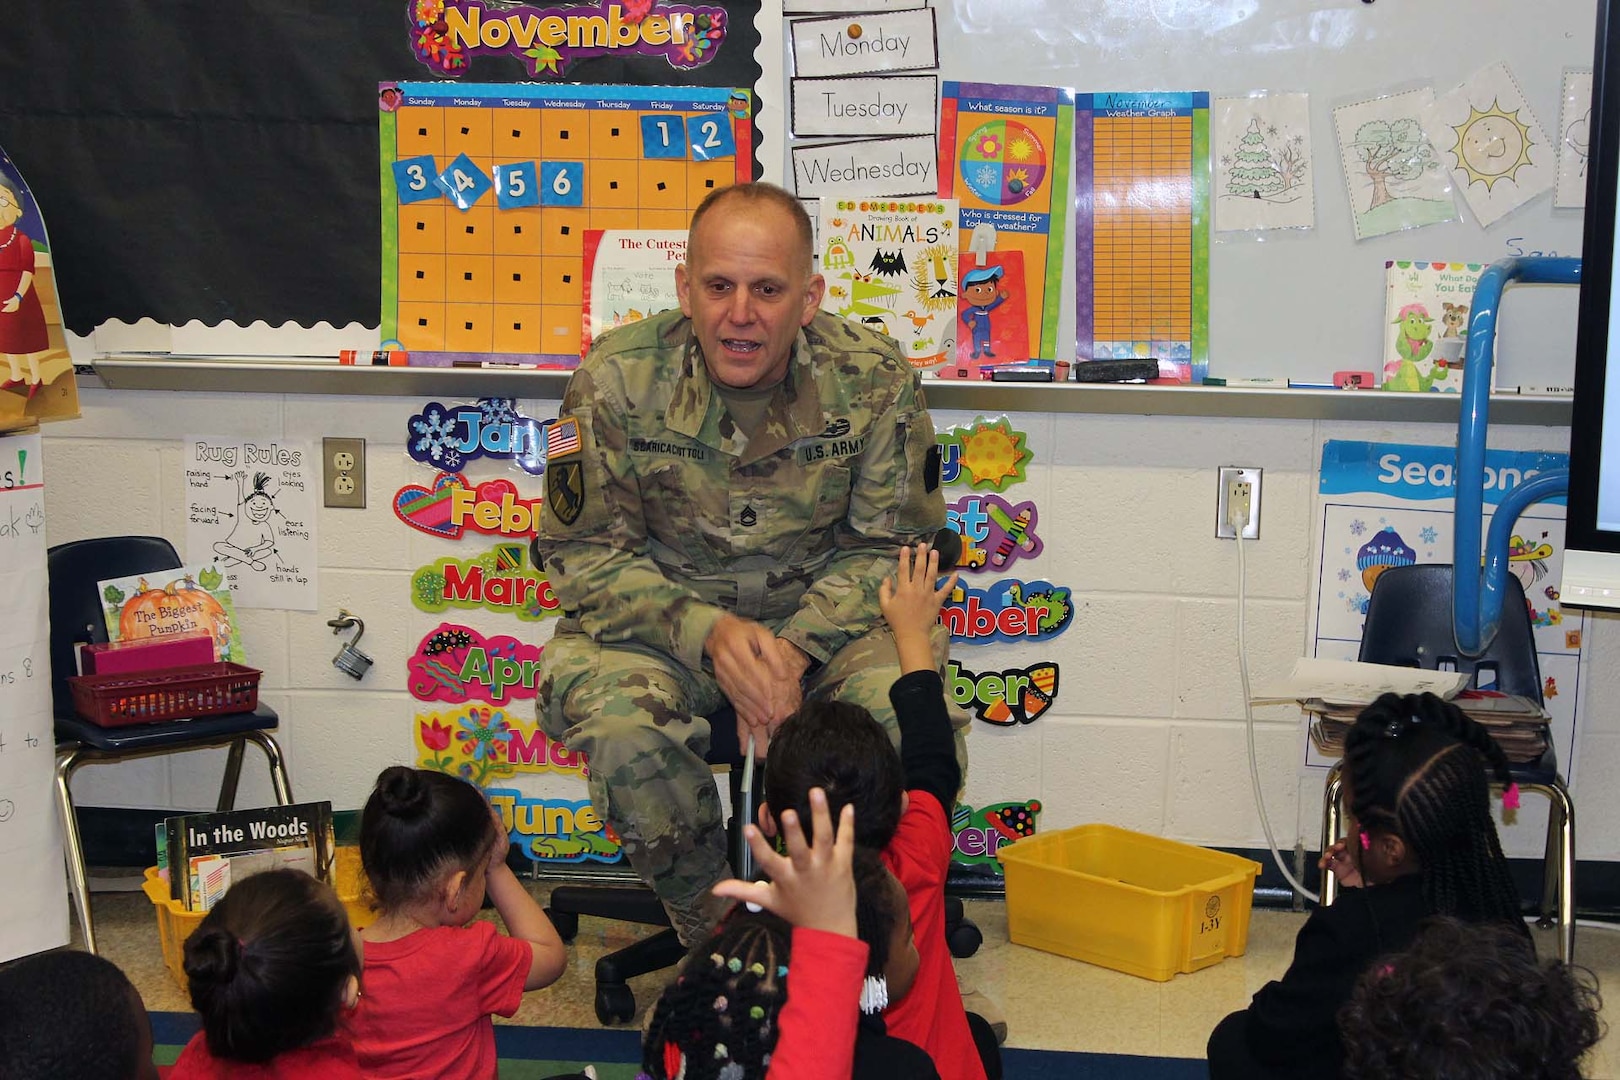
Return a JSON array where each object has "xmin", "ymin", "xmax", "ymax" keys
[{"xmin": 1208, "ymin": 692, "xmax": 1526, "ymax": 1079}]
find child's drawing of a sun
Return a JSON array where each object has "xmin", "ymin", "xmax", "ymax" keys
[{"xmin": 1451, "ymin": 100, "xmax": 1535, "ymax": 191}]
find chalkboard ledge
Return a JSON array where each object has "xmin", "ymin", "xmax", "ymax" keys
[{"xmin": 84, "ymin": 356, "xmax": 1572, "ymax": 426}]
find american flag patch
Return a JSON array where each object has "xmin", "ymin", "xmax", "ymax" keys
[{"xmin": 546, "ymin": 418, "xmax": 581, "ymax": 459}]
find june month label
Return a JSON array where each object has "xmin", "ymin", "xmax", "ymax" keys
[
  {"xmin": 789, "ymin": 8, "xmax": 938, "ymax": 78},
  {"xmin": 791, "ymin": 75, "xmax": 938, "ymax": 138}
]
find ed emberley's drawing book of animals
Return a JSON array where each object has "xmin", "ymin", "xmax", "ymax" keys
[{"xmin": 1381, "ymin": 260, "xmax": 1487, "ymax": 393}]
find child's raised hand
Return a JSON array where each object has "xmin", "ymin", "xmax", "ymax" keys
[
  {"xmin": 712, "ymin": 787, "xmax": 857, "ymax": 939},
  {"xmin": 879, "ymin": 544, "xmax": 958, "ymax": 636}
]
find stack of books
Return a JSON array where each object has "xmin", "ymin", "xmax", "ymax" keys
[
  {"xmin": 157, "ymin": 801, "xmax": 335, "ymax": 912},
  {"xmin": 1303, "ymin": 689, "xmax": 1549, "ymax": 763}
]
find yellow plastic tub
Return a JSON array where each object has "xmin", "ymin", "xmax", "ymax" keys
[
  {"xmin": 142, "ymin": 846, "xmax": 374, "ymax": 990},
  {"xmin": 998, "ymin": 823, "xmax": 1261, "ymax": 981}
]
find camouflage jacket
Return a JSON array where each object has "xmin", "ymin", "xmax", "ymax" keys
[{"xmin": 537, "ymin": 308, "xmax": 944, "ymax": 672}]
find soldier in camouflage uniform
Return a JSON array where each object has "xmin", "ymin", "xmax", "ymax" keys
[{"xmin": 533, "ymin": 183, "xmax": 959, "ymax": 944}]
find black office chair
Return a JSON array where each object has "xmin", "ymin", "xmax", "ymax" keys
[
  {"xmin": 1317, "ymin": 563, "xmax": 1574, "ymax": 960},
  {"xmin": 48, "ymin": 536, "xmax": 292, "ymax": 952}
]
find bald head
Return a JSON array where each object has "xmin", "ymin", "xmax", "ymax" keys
[{"xmin": 688, "ymin": 182, "xmax": 814, "ymax": 275}]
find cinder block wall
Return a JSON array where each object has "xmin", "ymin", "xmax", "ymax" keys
[{"xmin": 43, "ymin": 389, "xmax": 1620, "ymax": 862}]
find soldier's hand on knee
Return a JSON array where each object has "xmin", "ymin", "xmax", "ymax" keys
[{"xmin": 707, "ymin": 613, "xmax": 781, "ymax": 723}]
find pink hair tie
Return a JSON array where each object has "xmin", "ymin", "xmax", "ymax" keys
[
  {"xmin": 1503, "ymin": 782, "xmax": 1521, "ymax": 810},
  {"xmin": 1359, "ymin": 830, "xmax": 1371, "ymax": 851}
]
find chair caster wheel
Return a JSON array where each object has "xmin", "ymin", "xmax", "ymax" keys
[
  {"xmin": 547, "ymin": 908, "xmax": 579, "ymax": 943},
  {"xmin": 595, "ymin": 982, "xmax": 636, "ymax": 1025},
  {"xmin": 947, "ymin": 918, "xmax": 983, "ymax": 958}
]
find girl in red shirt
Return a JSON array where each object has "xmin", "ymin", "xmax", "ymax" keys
[
  {"xmin": 349, "ymin": 767, "xmax": 568, "ymax": 1080},
  {"xmin": 170, "ymin": 869, "xmax": 364, "ymax": 1080}
]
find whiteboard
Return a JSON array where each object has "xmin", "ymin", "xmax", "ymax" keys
[{"xmin": 923, "ymin": 0, "xmax": 1596, "ymax": 386}]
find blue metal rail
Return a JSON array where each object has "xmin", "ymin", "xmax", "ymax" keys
[{"xmin": 1454, "ymin": 256, "xmax": 1580, "ymax": 655}]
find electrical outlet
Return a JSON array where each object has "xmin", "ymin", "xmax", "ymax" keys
[
  {"xmin": 1216, "ymin": 465, "xmax": 1262, "ymax": 539},
  {"xmin": 324, "ymin": 437, "xmax": 366, "ymax": 509}
]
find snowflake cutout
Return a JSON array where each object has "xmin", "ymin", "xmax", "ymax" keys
[
  {"xmin": 1348, "ymin": 519, "xmax": 1367, "ymax": 537},
  {"xmin": 479, "ymin": 398, "xmax": 519, "ymax": 427},
  {"xmin": 411, "ymin": 407, "xmax": 458, "ymax": 461},
  {"xmin": 1337, "ymin": 568, "xmax": 1352, "ymax": 582},
  {"xmin": 1420, "ymin": 526, "xmax": 1438, "ymax": 544}
]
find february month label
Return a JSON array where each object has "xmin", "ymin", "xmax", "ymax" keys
[
  {"xmin": 185, "ymin": 440, "xmax": 318, "ymax": 610},
  {"xmin": 791, "ymin": 75, "xmax": 938, "ymax": 138},
  {"xmin": 789, "ymin": 8, "xmax": 938, "ymax": 78},
  {"xmin": 793, "ymin": 134, "xmax": 938, "ymax": 199}
]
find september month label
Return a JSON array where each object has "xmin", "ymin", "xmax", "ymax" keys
[
  {"xmin": 788, "ymin": 8, "xmax": 938, "ymax": 78},
  {"xmin": 791, "ymin": 75, "xmax": 938, "ymax": 137},
  {"xmin": 186, "ymin": 440, "xmax": 318, "ymax": 610},
  {"xmin": 793, "ymin": 134, "xmax": 938, "ymax": 198}
]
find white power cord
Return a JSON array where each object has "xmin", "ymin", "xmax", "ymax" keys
[{"xmin": 1233, "ymin": 513, "xmax": 1320, "ymax": 904}]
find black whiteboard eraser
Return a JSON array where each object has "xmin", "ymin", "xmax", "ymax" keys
[{"xmin": 1071, "ymin": 359, "xmax": 1160, "ymax": 383}]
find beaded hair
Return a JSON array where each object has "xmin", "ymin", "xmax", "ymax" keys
[
  {"xmin": 641, "ymin": 910, "xmax": 791, "ymax": 1080},
  {"xmin": 1343, "ymin": 692, "xmax": 1525, "ymax": 930}
]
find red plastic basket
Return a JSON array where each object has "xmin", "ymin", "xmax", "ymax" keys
[{"xmin": 67, "ymin": 663, "xmax": 263, "ymax": 728}]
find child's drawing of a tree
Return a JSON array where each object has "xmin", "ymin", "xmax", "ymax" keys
[
  {"xmin": 1352, "ymin": 117, "xmax": 1434, "ymax": 210},
  {"xmin": 1269, "ymin": 132, "xmax": 1308, "ymax": 192}
]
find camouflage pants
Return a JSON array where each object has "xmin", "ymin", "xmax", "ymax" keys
[{"xmin": 535, "ymin": 621, "xmax": 965, "ymax": 945}]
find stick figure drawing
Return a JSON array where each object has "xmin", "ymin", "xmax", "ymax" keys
[{"xmin": 212, "ymin": 471, "xmax": 279, "ymax": 571}]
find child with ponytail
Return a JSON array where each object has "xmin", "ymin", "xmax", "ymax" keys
[
  {"xmin": 170, "ymin": 868, "xmax": 363, "ymax": 1079},
  {"xmin": 1207, "ymin": 691, "xmax": 1527, "ymax": 1079},
  {"xmin": 350, "ymin": 766, "xmax": 568, "ymax": 1080}
]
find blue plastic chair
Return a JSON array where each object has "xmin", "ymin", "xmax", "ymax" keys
[
  {"xmin": 48, "ymin": 536, "xmax": 291, "ymax": 952},
  {"xmin": 1318, "ymin": 257, "xmax": 1581, "ymax": 962}
]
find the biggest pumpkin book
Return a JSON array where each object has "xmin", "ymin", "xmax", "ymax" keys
[{"xmin": 96, "ymin": 564, "xmax": 245, "ymax": 664}]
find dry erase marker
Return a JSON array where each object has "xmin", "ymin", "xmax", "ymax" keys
[
  {"xmin": 1203, "ymin": 376, "xmax": 1287, "ymax": 387},
  {"xmin": 1287, "ymin": 379, "xmax": 1339, "ymax": 389}
]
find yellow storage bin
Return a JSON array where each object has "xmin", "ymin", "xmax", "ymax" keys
[
  {"xmin": 143, "ymin": 846, "xmax": 374, "ymax": 990},
  {"xmin": 998, "ymin": 823, "xmax": 1261, "ymax": 981}
]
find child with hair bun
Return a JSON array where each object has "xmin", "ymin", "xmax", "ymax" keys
[
  {"xmin": 1208, "ymin": 691, "xmax": 1528, "ymax": 1079},
  {"xmin": 170, "ymin": 868, "xmax": 363, "ymax": 1078},
  {"xmin": 350, "ymin": 766, "xmax": 568, "ymax": 1080}
]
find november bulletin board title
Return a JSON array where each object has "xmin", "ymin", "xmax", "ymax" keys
[{"xmin": 410, "ymin": 1, "xmax": 729, "ymax": 76}]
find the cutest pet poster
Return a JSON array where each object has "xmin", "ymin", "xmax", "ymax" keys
[
  {"xmin": 184, "ymin": 441, "xmax": 318, "ymax": 610},
  {"xmin": 1308, "ymin": 440, "xmax": 1585, "ymax": 799},
  {"xmin": 819, "ymin": 199, "xmax": 959, "ymax": 370},
  {"xmin": 1380, "ymin": 261, "xmax": 1486, "ymax": 393}
]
